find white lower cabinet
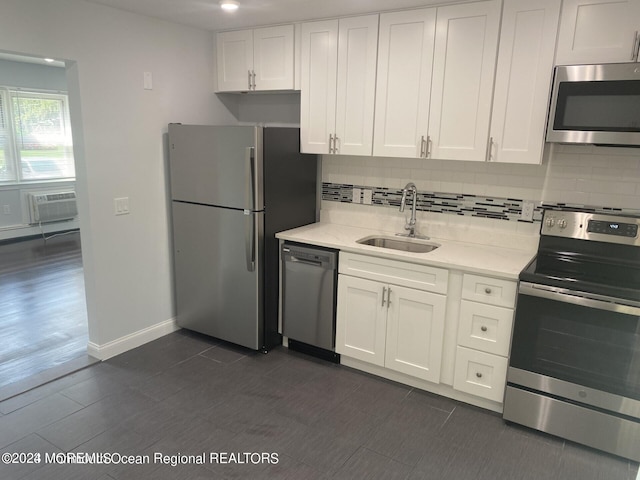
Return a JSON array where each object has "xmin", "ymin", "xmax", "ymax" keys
[
  {"xmin": 453, "ymin": 273, "xmax": 517, "ymax": 403},
  {"xmin": 336, "ymin": 253, "xmax": 447, "ymax": 383},
  {"xmin": 336, "ymin": 275, "xmax": 387, "ymax": 366},
  {"xmin": 335, "ymin": 253, "xmax": 519, "ymax": 411},
  {"xmin": 384, "ymin": 285, "xmax": 445, "ymax": 383}
]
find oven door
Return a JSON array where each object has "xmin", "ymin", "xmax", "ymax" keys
[{"xmin": 508, "ymin": 282, "xmax": 640, "ymax": 419}]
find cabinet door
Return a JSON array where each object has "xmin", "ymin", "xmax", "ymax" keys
[
  {"xmin": 253, "ymin": 25, "xmax": 295, "ymax": 91},
  {"xmin": 373, "ymin": 9, "xmax": 436, "ymax": 158},
  {"xmin": 429, "ymin": 0, "xmax": 501, "ymax": 161},
  {"xmin": 336, "ymin": 275, "xmax": 387, "ymax": 366},
  {"xmin": 556, "ymin": 0, "xmax": 640, "ymax": 64},
  {"xmin": 216, "ymin": 30, "xmax": 253, "ymax": 92},
  {"xmin": 489, "ymin": 0, "xmax": 561, "ymax": 164},
  {"xmin": 334, "ymin": 15, "xmax": 379, "ymax": 156},
  {"xmin": 300, "ymin": 20, "xmax": 339, "ymax": 154},
  {"xmin": 385, "ymin": 285, "xmax": 446, "ymax": 383}
]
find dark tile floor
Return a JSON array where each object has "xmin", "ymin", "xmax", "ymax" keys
[{"xmin": 0, "ymin": 330, "xmax": 637, "ymax": 480}]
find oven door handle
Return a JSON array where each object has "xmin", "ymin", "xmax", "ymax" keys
[{"xmin": 519, "ymin": 282, "xmax": 640, "ymax": 316}]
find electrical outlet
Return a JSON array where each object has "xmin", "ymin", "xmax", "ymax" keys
[
  {"xmin": 520, "ymin": 200, "xmax": 534, "ymax": 222},
  {"xmin": 352, "ymin": 188, "xmax": 362, "ymax": 204},
  {"xmin": 362, "ymin": 189, "xmax": 373, "ymax": 205},
  {"xmin": 114, "ymin": 197, "xmax": 130, "ymax": 215},
  {"xmin": 2, "ymin": 205, "xmax": 10, "ymax": 215}
]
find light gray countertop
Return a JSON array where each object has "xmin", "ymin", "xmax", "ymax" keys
[{"xmin": 276, "ymin": 222, "xmax": 535, "ymax": 280}]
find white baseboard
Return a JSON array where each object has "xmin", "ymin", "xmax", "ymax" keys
[{"xmin": 87, "ymin": 318, "xmax": 180, "ymax": 360}]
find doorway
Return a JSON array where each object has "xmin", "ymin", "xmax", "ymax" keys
[{"xmin": 0, "ymin": 53, "xmax": 93, "ymax": 400}]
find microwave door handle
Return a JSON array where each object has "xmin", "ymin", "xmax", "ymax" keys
[{"xmin": 519, "ymin": 282, "xmax": 640, "ymax": 316}]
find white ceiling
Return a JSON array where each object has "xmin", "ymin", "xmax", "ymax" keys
[{"xmin": 81, "ymin": 0, "xmax": 447, "ymax": 31}]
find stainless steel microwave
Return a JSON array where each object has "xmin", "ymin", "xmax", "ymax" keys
[{"xmin": 546, "ymin": 63, "xmax": 640, "ymax": 146}]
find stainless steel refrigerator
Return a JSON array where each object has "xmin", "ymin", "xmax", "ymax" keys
[{"xmin": 167, "ymin": 125, "xmax": 317, "ymax": 351}]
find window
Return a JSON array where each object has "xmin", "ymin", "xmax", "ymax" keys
[{"xmin": 0, "ymin": 88, "xmax": 75, "ymax": 183}]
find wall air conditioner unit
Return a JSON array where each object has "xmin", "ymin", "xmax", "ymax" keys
[{"xmin": 28, "ymin": 191, "xmax": 78, "ymax": 224}]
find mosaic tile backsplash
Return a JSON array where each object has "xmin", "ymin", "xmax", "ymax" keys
[
  {"xmin": 322, "ymin": 182, "xmax": 640, "ymax": 223},
  {"xmin": 322, "ymin": 182, "xmax": 543, "ymax": 223}
]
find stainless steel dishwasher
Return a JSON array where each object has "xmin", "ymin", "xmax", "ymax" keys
[{"xmin": 281, "ymin": 242, "xmax": 338, "ymax": 361}]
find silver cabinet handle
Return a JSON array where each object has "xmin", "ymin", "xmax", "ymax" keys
[
  {"xmin": 248, "ymin": 70, "xmax": 252, "ymax": 90},
  {"xmin": 426, "ymin": 135, "xmax": 432, "ymax": 158},
  {"xmin": 333, "ymin": 135, "xmax": 339, "ymax": 154},
  {"xmin": 419, "ymin": 136, "xmax": 426, "ymax": 157},
  {"xmin": 486, "ymin": 136, "xmax": 494, "ymax": 162},
  {"xmin": 485, "ymin": 287, "xmax": 492, "ymax": 294},
  {"xmin": 329, "ymin": 134, "xmax": 335, "ymax": 154},
  {"xmin": 476, "ymin": 372, "xmax": 483, "ymax": 379},
  {"xmin": 387, "ymin": 287, "xmax": 392, "ymax": 306},
  {"xmin": 481, "ymin": 326, "xmax": 488, "ymax": 332},
  {"xmin": 252, "ymin": 70, "xmax": 257, "ymax": 90},
  {"xmin": 382, "ymin": 286, "xmax": 387, "ymax": 307},
  {"xmin": 632, "ymin": 31, "xmax": 640, "ymax": 61}
]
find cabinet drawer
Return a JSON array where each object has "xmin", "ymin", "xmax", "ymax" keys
[
  {"xmin": 457, "ymin": 300, "xmax": 513, "ymax": 356},
  {"xmin": 453, "ymin": 346, "xmax": 508, "ymax": 403},
  {"xmin": 461, "ymin": 274, "xmax": 516, "ymax": 308},
  {"xmin": 339, "ymin": 252, "xmax": 448, "ymax": 294}
]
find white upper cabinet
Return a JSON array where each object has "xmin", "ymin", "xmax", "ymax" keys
[
  {"xmin": 373, "ymin": 9, "xmax": 436, "ymax": 158},
  {"xmin": 556, "ymin": 0, "xmax": 640, "ymax": 64},
  {"xmin": 216, "ymin": 25, "xmax": 294, "ymax": 92},
  {"xmin": 489, "ymin": 0, "xmax": 561, "ymax": 164},
  {"xmin": 428, "ymin": 0, "xmax": 501, "ymax": 161},
  {"xmin": 301, "ymin": 15, "xmax": 379, "ymax": 155}
]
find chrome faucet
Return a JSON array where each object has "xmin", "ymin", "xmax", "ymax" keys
[{"xmin": 398, "ymin": 182, "xmax": 428, "ymax": 239}]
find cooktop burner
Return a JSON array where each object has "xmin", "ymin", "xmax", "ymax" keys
[{"xmin": 521, "ymin": 210, "xmax": 640, "ymax": 302}]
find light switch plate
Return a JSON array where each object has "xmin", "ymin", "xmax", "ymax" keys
[
  {"xmin": 114, "ymin": 197, "xmax": 130, "ymax": 215},
  {"xmin": 352, "ymin": 188, "xmax": 362, "ymax": 204},
  {"xmin": 362, "ymin": 189, "xmax": 373, "ymax": 205}
]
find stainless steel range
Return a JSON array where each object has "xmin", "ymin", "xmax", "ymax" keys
[{"xmin": 503, "ymin": 209, "xmax": 640, "ymax": 461}]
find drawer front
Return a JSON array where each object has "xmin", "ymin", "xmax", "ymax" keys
[
  {"xmin": 457, "ymin": 300, "xmax": 514, "ymax": 356},
  {"xmin": 453, "ymin": 346, "xmax": 508, "ymax": 403},
  {"xmin": 461, "ymin": 274, "xmax": 516, "ymax": 308},
  {"xmin": 339, "ymin": 252, "xmax": 448, "ymax": 294}
]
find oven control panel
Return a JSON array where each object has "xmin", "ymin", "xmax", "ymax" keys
[
  {"xmin": 587, "ymin": 220, "xmax": 638, "ymax": 237},
  {"xmin": 541, "ymin": 210, "xmax": 640, "ymax": 245}
]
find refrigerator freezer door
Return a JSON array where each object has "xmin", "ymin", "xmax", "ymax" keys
[
  {"xmin": 168, "ymin": 124, "xmax": 264, "ymax": 211},
  {"xmin": 172, "ymin": 201, "xmax": 264, "ymax": 350}
]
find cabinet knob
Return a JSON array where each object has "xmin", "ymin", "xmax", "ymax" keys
[
  {"xmin": 484, "ymin": 287, "xmax": 492, "ymax": 294},
  {"xmin": 476, "ymin": 372, "xmax": 483, "ymax": 379},
  {"xmin": 480, "ymin": 326, "xmax": 488, "ymax": 332}
]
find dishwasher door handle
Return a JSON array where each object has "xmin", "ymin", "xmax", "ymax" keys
[{"xmin": 289, "ymin": 256, "xmax": 325, "ymax": 268}]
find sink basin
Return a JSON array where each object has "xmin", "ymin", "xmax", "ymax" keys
[{"xmin": 356, "ymin": 235, "xmax": 440, "ymax": 253}]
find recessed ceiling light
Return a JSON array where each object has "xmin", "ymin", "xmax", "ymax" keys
[
  {"xmin": 220, "ymin": 0, "xmax": 239, "ymax": 11},
  {"xmin": 44, "ymin": 58, "xmax": 55, "ymax": 63}
]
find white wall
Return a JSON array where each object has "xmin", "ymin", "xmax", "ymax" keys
[{"xmin": 0, "ymin": 0, "xmax": 237, "ymax": 356}]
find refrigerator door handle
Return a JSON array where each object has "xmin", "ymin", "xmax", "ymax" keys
[
  {"xmin": 245, "ymin": 147, "xmax": 255, "ymax": 210},
  {"xmin": 244, "ymin": 211, "xmax": 255, "ymax": 272}
]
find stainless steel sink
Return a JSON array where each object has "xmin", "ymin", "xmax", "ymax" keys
[{"xmin": 356, "ymin": 235, "xmax": 439, "ymax": 253}]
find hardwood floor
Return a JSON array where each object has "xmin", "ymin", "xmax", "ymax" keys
[{"xmin": 0, "ymin": 233, "xmax": 90, "ymax": 392}]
